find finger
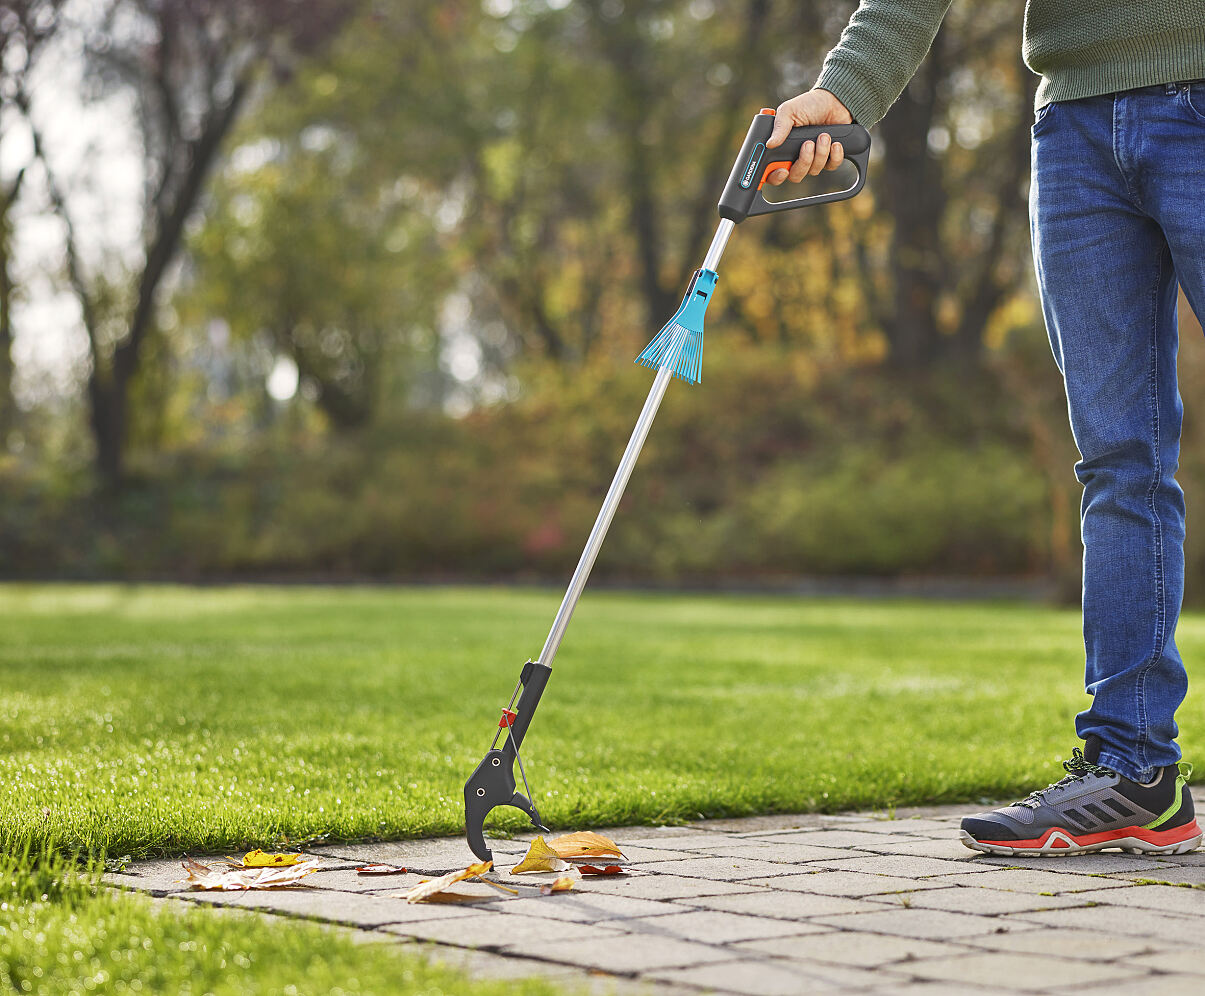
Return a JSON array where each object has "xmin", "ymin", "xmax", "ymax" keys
[
  {"xmin": 809, "ymin": 133, "xmax": 831, "ymax": 176},
  {"xmin": 825, "ymin": 142, "xmax": 844, "ymax": 171},
  {"xmin": 766, "ymin": 167, "xmax": 789, "ymax": 186},
  {"xmin": 766, "ymin": 103, "xmax": 794, "ymax": 148},
  {"xmin": 788, "ymin": 141, "xmax": 815, "ymax": 182}
]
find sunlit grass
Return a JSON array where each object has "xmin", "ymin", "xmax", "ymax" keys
[
  {"xmin": 7, "ymin": 583, "xmax": 1197, "ymax": 858},
  {"xmin": 0, "ymin": 852, "xmax": 568, "ymax": 996}
]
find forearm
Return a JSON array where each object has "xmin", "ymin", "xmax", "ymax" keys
[{"xmin": 814, "ymin": 0, "xmax": 955, "ymax": 126}]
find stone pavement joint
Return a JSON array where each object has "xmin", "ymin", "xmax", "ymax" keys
[{"xmin": 105, "ymin": 799, "xmax": 1205, "ymax": 995}]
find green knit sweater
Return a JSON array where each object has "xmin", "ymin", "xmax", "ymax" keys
[{"xmin": 814, "ymin": 1, "xmax": 1205, "ymax": 126}]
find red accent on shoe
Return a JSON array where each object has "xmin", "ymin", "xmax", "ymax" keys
[{"xmin": 974, "ymin": 820, "xmax": 1201, "ymax": 850}]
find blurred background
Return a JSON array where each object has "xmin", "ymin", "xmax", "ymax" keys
[{"xmin": 0, "ymin": 0, "xmax": 1202, "ymax": 597}]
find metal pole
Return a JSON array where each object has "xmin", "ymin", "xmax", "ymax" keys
[{"xmin": 536, "ymin": 220, "xmax": 736, "ymax": 669}]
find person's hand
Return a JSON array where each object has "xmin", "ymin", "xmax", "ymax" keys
[{"xmin": 764, "ymin": 89, "xmax": 854, "ymax": 186}]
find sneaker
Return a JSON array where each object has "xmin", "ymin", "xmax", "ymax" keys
[{"xmin": 960, "ymin": 739, "xmax": 1202, "ymax": 856}]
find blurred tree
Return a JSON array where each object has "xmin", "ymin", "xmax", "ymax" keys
[
  {"xmin": 0, "ymin": 0, "xmax": 66, "ymax": 438},
  {"xmin": 21, "ymin": 0, "xmax": 350, "ymax": 486},
  {"xmin": 867, "ymin": 1, "xmax": 1036, "ymax": 368}
]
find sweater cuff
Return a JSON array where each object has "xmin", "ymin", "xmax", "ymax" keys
[{"xmin": 814, "ymin": 59, "xmax": 885, "ymax": 128}]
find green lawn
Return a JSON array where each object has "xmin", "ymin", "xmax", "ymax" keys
[
  {"xmin": 6, "ymin": 583, "xmax": 1204, "ymax": 857},
  {"xmin": 5, "ymin": 583, "xmax": 1204, "ymax": 995}
]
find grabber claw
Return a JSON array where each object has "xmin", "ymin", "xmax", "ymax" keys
[{"xmin": 463, "ymin": 660, "xmax": 552, "ymax": 861}]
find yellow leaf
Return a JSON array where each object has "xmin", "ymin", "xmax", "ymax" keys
[
  {"xmin": 240, "ymin": 849, "xmax": 301, "ymax": 868},
  {"xmin": 510, "ymin": 836, "xmax": 570, "ymax": 875},
  {"xmin": 547, "ymin": 831, "xmax": 625, "ymax": 860},
  {"xmin": 540, "ymin": 875, "xmax": 575, "ymax": 895},
  {"xmin": 402, "ymin": 860, "xmax": 493, "ymax": 903}
]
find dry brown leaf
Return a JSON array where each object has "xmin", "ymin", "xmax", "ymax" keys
[
  {"xmin": 510, "ymin": 836, "xmax": 570, "ymax": 874},
  {"xmin": 401, "ymin": 860, "xmax": 493, "ymax": 903},
  {"xmin": 356, "ymin": 864, "xmax": 408, "ymax": 876},
  {"xmin": 547, "ymin": 831, "xmax": 625, "ymax": 860},
  {"xmin": 182, "ymin": 857, "xmax": 320, "ymax": 891},
  {"xmin": 540, "ymin": 875, "xmax": 575, "ymax": 895},
  {"xmin": 578, "ymin": 864, "xmax": 626, "ymax": 876}
]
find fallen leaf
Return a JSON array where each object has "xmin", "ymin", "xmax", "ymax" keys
[
  {"xmin": 547, "ymin": 831, "xmax": 625, "ymax": 860},
  {"xmin": 578, "ymin": 864, "xmax": 626, "ymax": 875},
  {"xmin": 182, "ymin": 857, "xmax": 320, "ymax": 891},
  {"xmin": 540, "ymin": 875, "xmax": 575, "ymax": 895},
  {"xmin": 401, "ymin": 860, "xmax": 493, "ymax": 903},
  {"xmin": 233, "ymin": 849, "xmax": 302, "ymax": 868},
  {"xmin": 510, "ymin": 836, "xmax": 570, "ymax": 874},
  {"xmin": 356, "ymin": 864, "xmax": 408, "ymax": 876}
]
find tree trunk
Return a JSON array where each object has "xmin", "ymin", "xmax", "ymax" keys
[{"xmin": 875, "ymin": 37, "xmax": 948, "ymax": 370}]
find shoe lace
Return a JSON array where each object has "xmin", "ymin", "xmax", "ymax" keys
[{"xmin": 1015, "ymin": 748, "xmax": 1114, "ymax": 809}]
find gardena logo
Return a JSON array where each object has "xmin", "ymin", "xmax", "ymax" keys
[{"xmin": 740, "ymin": 143, "xmax": 765, "ymax": 188}]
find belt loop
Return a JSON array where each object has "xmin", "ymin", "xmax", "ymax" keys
[{"xmin": 1165, "ymin": 82, "xmax": 1178, "ymax": 95}]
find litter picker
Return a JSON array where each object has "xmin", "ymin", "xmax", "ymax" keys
[{"xmin": 464, "ymin": 108, "xmax": 871, "ymax": 861}]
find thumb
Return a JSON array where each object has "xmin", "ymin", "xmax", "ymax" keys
[{"xmin": 766, "ymin": 104, "xmax": 798, "ymax": 148}]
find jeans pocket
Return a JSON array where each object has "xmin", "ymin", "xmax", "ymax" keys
[{"xmin": 1185, "ymin": 83, "xmax": 1205, "ymax": 123}]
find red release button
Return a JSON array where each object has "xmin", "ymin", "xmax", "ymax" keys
[{"xmin": 759, "ymin": 107, "xmax": 775, "ymax": 115}]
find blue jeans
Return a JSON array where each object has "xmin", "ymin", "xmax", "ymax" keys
[{"xmin": 1031, "ymin": 82, "xmax": 1205, "ymax": 782}]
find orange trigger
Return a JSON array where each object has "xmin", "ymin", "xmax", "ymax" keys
[{"xmin": 757, "ymin": 160, "xmax": 795, "ymax": 190}]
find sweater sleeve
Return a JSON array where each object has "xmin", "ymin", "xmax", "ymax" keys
[{"xmin": 813, "ymin": 0, "xmax": 955, "ymax": 126}]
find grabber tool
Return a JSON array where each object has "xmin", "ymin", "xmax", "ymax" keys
[{"xmin": 463, "ymin": 109, "xmax": 872, "ymax": 861}]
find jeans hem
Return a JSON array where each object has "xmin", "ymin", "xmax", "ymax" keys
[{"xmin": 1096, "ymin": 749, "xmax": 1151, "ymax": 783}]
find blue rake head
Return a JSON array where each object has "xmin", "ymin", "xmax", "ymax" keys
[{"xmin": 635, "ymin": 268, "xmax": 718, "ymax": 385}]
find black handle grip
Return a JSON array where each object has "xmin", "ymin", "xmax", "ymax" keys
[{"xmin": 718, "ymin": 110, "xmax": 871, "ymax": 223}]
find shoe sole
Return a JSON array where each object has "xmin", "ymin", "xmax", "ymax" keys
[{"xmin": 959, "ymin": 823, "xmax": 1203, "ymax": 857}]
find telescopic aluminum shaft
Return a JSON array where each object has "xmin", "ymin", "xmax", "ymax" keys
[{"xmin": 535, "ymin": 219, "xmax": 735, "ymax": 670}]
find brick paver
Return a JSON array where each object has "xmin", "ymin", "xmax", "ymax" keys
[{"xmin": 105, "ymin": 791, "xmax": 1205, "ymax": 995}]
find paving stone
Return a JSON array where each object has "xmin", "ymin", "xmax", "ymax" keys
[
  {"xmin": 883, "ymin": 952, "xmax": 1147, "ymax": 991},
  {"xmin": 1120, "ymin": 948, "xmax": 1205, "ymax": 975},
  {"xmin": 810, "ymin": 907, "xmax": 1031, "ymax": 939},
  {"xmin": 104, "ymin": 857, "xmax": 195, "ymax": 896},
  {"xmin": 831, "ymin": 819, "xmax": 955, "ymax": 835},
  {"xmin": 752, "ymin": 830, "xmax": 918, "ymax": 849},
  {"xmin": 734, "ymin": 931, "xmax": 967, "ymax": 968},
  {"xmin": 649, "ymin": 958, "xmax": 882, "ymax": 994},
  {"xmin": 809, "ymin": 854, "xmax": 996, "ymax": 878},
  {"xmin": 871, "ymin": 887, "xmax": 1087, "ymax": 915},
  {"xmin": 742, "ymin": 871, "xmax": 952, "ymax": 898},
  {"xmin": 639, "ymin": 855, "xmax": 811, "ymax": 881},
  {"xmin": 529, "ymin": 934, "xmax": 739, "ymax": 973},
  {"xmin": 682, "ymin": 841, "xmax": 865, "ymax": 863},
  {"xmin": 1107, "ymin": 864, "xmax": 1205, "ymax": 886},
  {"xmin": 564, "ymin": 873, "xmax": 762, "ymax": 900},
  {"xmin": 961, "ymin": 926, "xmax": 1163, "ymax": 960},
  {"xmin": 672, "ymin": 889, "xmax": 877, "ymax": 919},
  {"xmin": 851, "ymin": 838, "xmax": 981, "ymax": 861},
  {"xmin": 1070, "ymin": 884, "xmax": 1205, "ymax": 916},
  {"xmin": 178, "ymin": 887, "xmax": 489, "ymax": 927},
  {"xmin": 310, "ymin": 838, "xmax": 514, "ymax": 871},
  {"xmin": 1008, "ymin": 905, "xmax": 1205, "ymax": 944},
  {"xmin": 1048, "ymin": 974, "xmax": 1205, "ymax": 996},
  {"xmin": 867, "ymin": 984, "xmax": 1023, "ymax": 996},
  {"xmin": 302, "ymin": 867, "xmax": 425, "ymax": 894},
  {"xmin": 695, "ymin": 813, "xmax": 832, "ymax": 833},
  {"xmin": 620, "ymin": 831, "xmax": 725, "ymax": 849},
  {"xmin": 493, "ymin": 892, "xmax": 683, "ymax": 923},
  {"xmin": 938, "ymin": 868, "xmax": 1135, "ymax": 894},
  {"xmin": 971, "ymin": 852, "xmax": 1165, "ymax": 873},
  {"xmin": 1149, "ymin": 851, "xmax": 1205, "ymax": 867},
  {"xmin": 381, "ymin": 911, "xmax": 625, "ymax": 948},
  {"xmin": 626, "ymin": 909, "xmax": 811, "ymax": 943}
]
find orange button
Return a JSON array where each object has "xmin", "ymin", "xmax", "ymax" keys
[{"xmin": 759, "ymin": 107, "xmax": 775, "ymax": 115}]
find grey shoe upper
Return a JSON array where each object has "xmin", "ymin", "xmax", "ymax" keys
[{"xmin": 962, "ymin": 750, "xmax": 1180, "ymax": 842}]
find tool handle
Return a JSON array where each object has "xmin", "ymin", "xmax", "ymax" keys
[{"xmin": 718, "ymin": 109, "xmax": 871, "ymax": 223}]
